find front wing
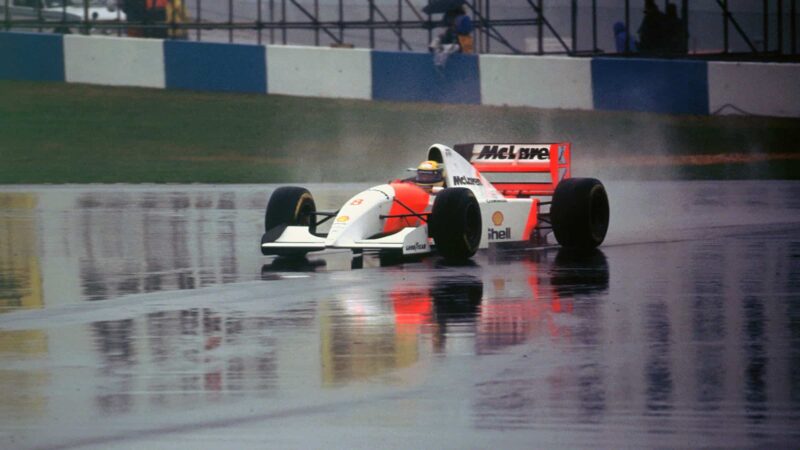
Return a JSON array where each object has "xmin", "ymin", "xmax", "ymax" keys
[{"xmin": 261, "ymin": 225, "xmax": 431, "ymax": 256}]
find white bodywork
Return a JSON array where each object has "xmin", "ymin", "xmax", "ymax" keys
[{"xmin": 261, "ymin": 144, "xmax": 538, "ymax": 257}]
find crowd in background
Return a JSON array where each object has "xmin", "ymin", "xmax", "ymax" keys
[
  {"xmin": 615, "ymin": 0, "xmax": 688, "ymax": 55},
  {"xmin": 121, "ymin": 0, "xmax": 186, "ymax": 39}
]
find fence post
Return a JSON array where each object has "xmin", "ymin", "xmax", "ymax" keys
[
  {"xmin": 792, "ymin": 0, "xmax": 797, "ymax": 54},
  {"xmin": 314, "ymin": 0, "xmax": 319, "ymax": 46},
  {"xmin": 763, "ymin": 0, "xmax": 769, "ymax": 52},
  {"xmin": 4, "ymin": 0, "xmax": 9, "ymax": 31},
  {"xmin": 369, "ymin": 0, "xmax": 375, "ymax": 49},
  {"xmin": 257, "ymin": 0, "xmax": 262, "ymax": 45},
  {"xmin": 397, "ymin": 0, "xmax": 402, "ymax": 51},
  {"xmin": 537, "ymin": 0, "xmax": 543, "ymax": 55},
  {"xmin": 624, "ymin": 0, "xmax": 629, "ymax": 54},
  {"xmin": 196, "ymin": 0, "xmax": 202, "ymax": 40},
  {"xmin": 777, "ymin": 0, "xmax": 783, "ymax": 54},
  {"xmin": 228, "ymin": 0, "xmax": 233, "ymax": 42},
  {"xmin": 592, "ymin": 0, "xmax": 597, "ymax": 53},
  {"xmin": 723, "ymin": 0, "xmax": 729, "ymax": 52}
]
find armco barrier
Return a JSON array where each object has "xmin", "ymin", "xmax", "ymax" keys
[
  {"xmin": 165, "ymin": 40, "xmax": 266, "ymax": 94},
  {"xmin": 371, "ymin": 51, "xmax": 480, "ymax": 104},
  {"xmin": 267, "ymin": 45, "xmax": 371, "ymax": 100},
  {"xmin": 708, "ymin": 61, "xmax": 800, "ymax": 118},
  {"xmin": 480, "ymin": 55, "xmax": 593, "ymax": 110},
  {"xmin": 64, "ymin": 35, "xmax": 165, "ymax": 88},
  {"xmin": 0, "ymin": 32, "xmax": 64, "ymax": 82},
  {"xmin": 591, "ymin": 57, "xmax": 709, "ymax": 115}
]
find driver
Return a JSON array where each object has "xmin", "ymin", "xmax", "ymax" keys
[{"xmin": 415, "ymin": 160, "xmax": 445, "ymax": 190}]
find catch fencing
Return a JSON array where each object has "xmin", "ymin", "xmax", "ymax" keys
[{"xmin": 1, "ymin": 0, "xmax": 799, "ymax": 59}]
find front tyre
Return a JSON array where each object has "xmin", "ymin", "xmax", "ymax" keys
[
  {"xmin": 550, "ymin": 178, "xmax": 609, "ymax": 249},
  {"xmin": 262, "ymin": 186, "xmax": 316, "ymax": 256},
  {"xmin": 429, "ymin": 188, "xmax": 482, "ymax": 261}
]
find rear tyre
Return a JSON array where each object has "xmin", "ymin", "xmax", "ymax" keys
[
  {"xmin": 550, "ymin": 178, "xmax": 609, "ymax": 249},
  {"xmin": 262, "ymin": 187, "xmax": 316, "ymax": 256},
  {"xmin": 429, "ymin": 188, "xmax": 482, "ymax": 261}
]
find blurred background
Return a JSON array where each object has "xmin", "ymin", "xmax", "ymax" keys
[{"xmin": 2, "ymin": 0, "xmax": 799, "ymax": 58}]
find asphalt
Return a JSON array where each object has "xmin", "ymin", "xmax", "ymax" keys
[{"xmin": 0, "ymin": 180, "xmax": 799, "ymax": 449}]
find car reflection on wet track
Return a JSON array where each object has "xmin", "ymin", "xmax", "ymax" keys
[{"xmin": 1, "ymin": 182, "xmax": 799, "ymax": 449}]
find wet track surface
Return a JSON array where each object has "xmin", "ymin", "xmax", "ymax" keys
[{"xmin": 1, "ymin": 181, "xmax": 799, "ymax": 449}]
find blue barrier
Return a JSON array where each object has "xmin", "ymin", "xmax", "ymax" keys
[
  {"xmin": 164, "ymin": 40, "xmax": 266, "ymax": 93},
  {"xmin": 591, "ymin": 58, "xmax": 709, "ymax": 115},
  {"xmin": 0, "ymin": 32, "xmax": 64, "ymax": 82},
  {"xmin": 7, "ymin": 31, "xmax": 798, "ymax": 117},
  {"xmin": 371, "ymin": 51, "xmax": 480, "ymax": 104}
]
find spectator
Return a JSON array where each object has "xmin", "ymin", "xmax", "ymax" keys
[
  {"xmin": 637, "ymin": 0, "xmax": 664, "ymax": 53},
  {"xmin": 429, "ymin": 6, "xmax": 473, "ymax": 67},
  {"xmin": 662, "ymin": 2, "xmax": 687, "ymax": 54},
  {"xmin": 453, "ymin": 8, "xmax": 474, "ymax": 54},
  {"xmin": 122, "ymin": 0, "xmax": 146, "ymax": 37},
  {"xmin": 144, "ymin": 0, "xmax": 167, "ymax": 38},
  {"xmin": 613, "ymin": 21, "xmax": 638, "ymax": 53},
  {"xmin": 166, "ymin": 0, "xmax": 189, "ymax": 39}
]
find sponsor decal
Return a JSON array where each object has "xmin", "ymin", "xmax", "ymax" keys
[
  {"xmin": 336, "ymin": 215, "xmax": 349, "ymax": 223},
  {"xmin": 473, "ymin": 145, "xmax": 550, "ymax": 162},
  {"xmin": 405, "ymin": 242, "xmax": 428, "ymax": 252},
  {"xmin": 453, "ymin": 175, "xmax": 482, "ymax": 186},
  {"xmin": 491, "ymin": 211, "xmax": 504, "ymax": 226},
  {"xmin": 487, "ymin": 227, "xmax": 512, "ymax": 240},
  {"xmin": 350, "ymin": 198, "xmax": 364, "ymax": 206}
]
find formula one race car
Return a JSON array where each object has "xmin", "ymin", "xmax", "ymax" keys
[{"xmin": 260, "ymin": 143, "xmax": 609, "ymax": 261}]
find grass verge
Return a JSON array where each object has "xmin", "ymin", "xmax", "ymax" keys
[{"xmin": 1, "ymin": 80, "xmax": 799, "ymax": 183}]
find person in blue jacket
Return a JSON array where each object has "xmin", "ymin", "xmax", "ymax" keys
[{"xmin": 614, "ymin": 21, "xmax": 638, "ymax": 53}]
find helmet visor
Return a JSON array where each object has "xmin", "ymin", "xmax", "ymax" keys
[{"xmin": 417, "ymin": 169, "xmax": 443, "ymax": 184}]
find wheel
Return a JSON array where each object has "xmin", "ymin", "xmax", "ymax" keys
[
  {"xmin": 262, "ymin": 186, "xmax": 315, "ymax": 255},
  {"xmin": 429, "ymin": 188, "xmax": 482, "ymax": 260},
  {"xmin": 550, "ymin": 178, "xmax": 609, "ymax": 249}
]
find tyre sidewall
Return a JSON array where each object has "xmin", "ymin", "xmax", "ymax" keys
[
  {"xmin": 430, "ymin": 188, "xmax": 482, "ymax": 260},
  {"xmin": 551, "ymin": 178, "xmax": 609, "ymax": 249}
]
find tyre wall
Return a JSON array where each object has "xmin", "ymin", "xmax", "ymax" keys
[{"xmin": 1, "ymin": 31, "xmax": 798, "ymax": 118}]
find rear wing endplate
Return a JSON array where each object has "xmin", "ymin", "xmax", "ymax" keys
[{"xmin": 453, "ymin": 143, "xmax": 571, "ymax": 197}]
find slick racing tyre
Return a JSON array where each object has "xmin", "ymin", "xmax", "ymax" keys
[
  {"xmin": 550, "ymin": 178, "xmax": 609, "ymax": 249},
  {"xmin": 262, "ymin": 187, "xmax": 316, "ymax": 255},
  {"xmin": 429, "ymin": 188, "xmax": 482, "ymax": 260}
]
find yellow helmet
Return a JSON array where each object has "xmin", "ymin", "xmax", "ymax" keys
[{"xmin": 416, "ymin": 160, "xmax": 443, "ymax": 185}]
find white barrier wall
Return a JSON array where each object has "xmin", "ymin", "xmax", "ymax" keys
[
  {"xmin": 6, "ymin": 31, "xmax": 800, "ymax": 118},
  {"xmin": 480, "ymin": 55, "xmax": 593, "ymax": 110},
  {"xmin": 64, "ymin": 35, "xmax": 165, "ymax": 89},
  {"xmin": 708, "ymin": 61, "xmax": 800, "ymax": 118},
  {"xmin": 266, "ymin": 45, "xmax": 371, "ymax": 100}
]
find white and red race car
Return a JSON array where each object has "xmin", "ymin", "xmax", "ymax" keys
[{"xmin": 260, "ymin": 143, "xmax": 609, "ymax": 260}]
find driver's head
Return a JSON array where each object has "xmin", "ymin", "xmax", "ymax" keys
[{"xmin": 416, "ymin": 160, "xmax": 444, "ymax": 187}]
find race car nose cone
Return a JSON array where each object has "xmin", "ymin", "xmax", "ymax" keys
[{"xmin": 324, "ymin": 185, "xmax": 394, "ymax": 248}]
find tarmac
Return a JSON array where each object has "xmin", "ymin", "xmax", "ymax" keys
[{"xmin": 0, "ymin": 180, "xmax": 799, "ymax": 449}]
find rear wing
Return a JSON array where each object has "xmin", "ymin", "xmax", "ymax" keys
[{"xmin": 453, "ymin": 143, "xmax": 571, "ymax": 197}]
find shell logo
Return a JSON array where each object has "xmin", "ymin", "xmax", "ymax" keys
[
  {"xmin": 492, "ymin": 211, "xmax": 504, "ymax": 226},
  {"xmin": 336, "ymin": 215, "xmax": 350, "ymax": 223}
]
